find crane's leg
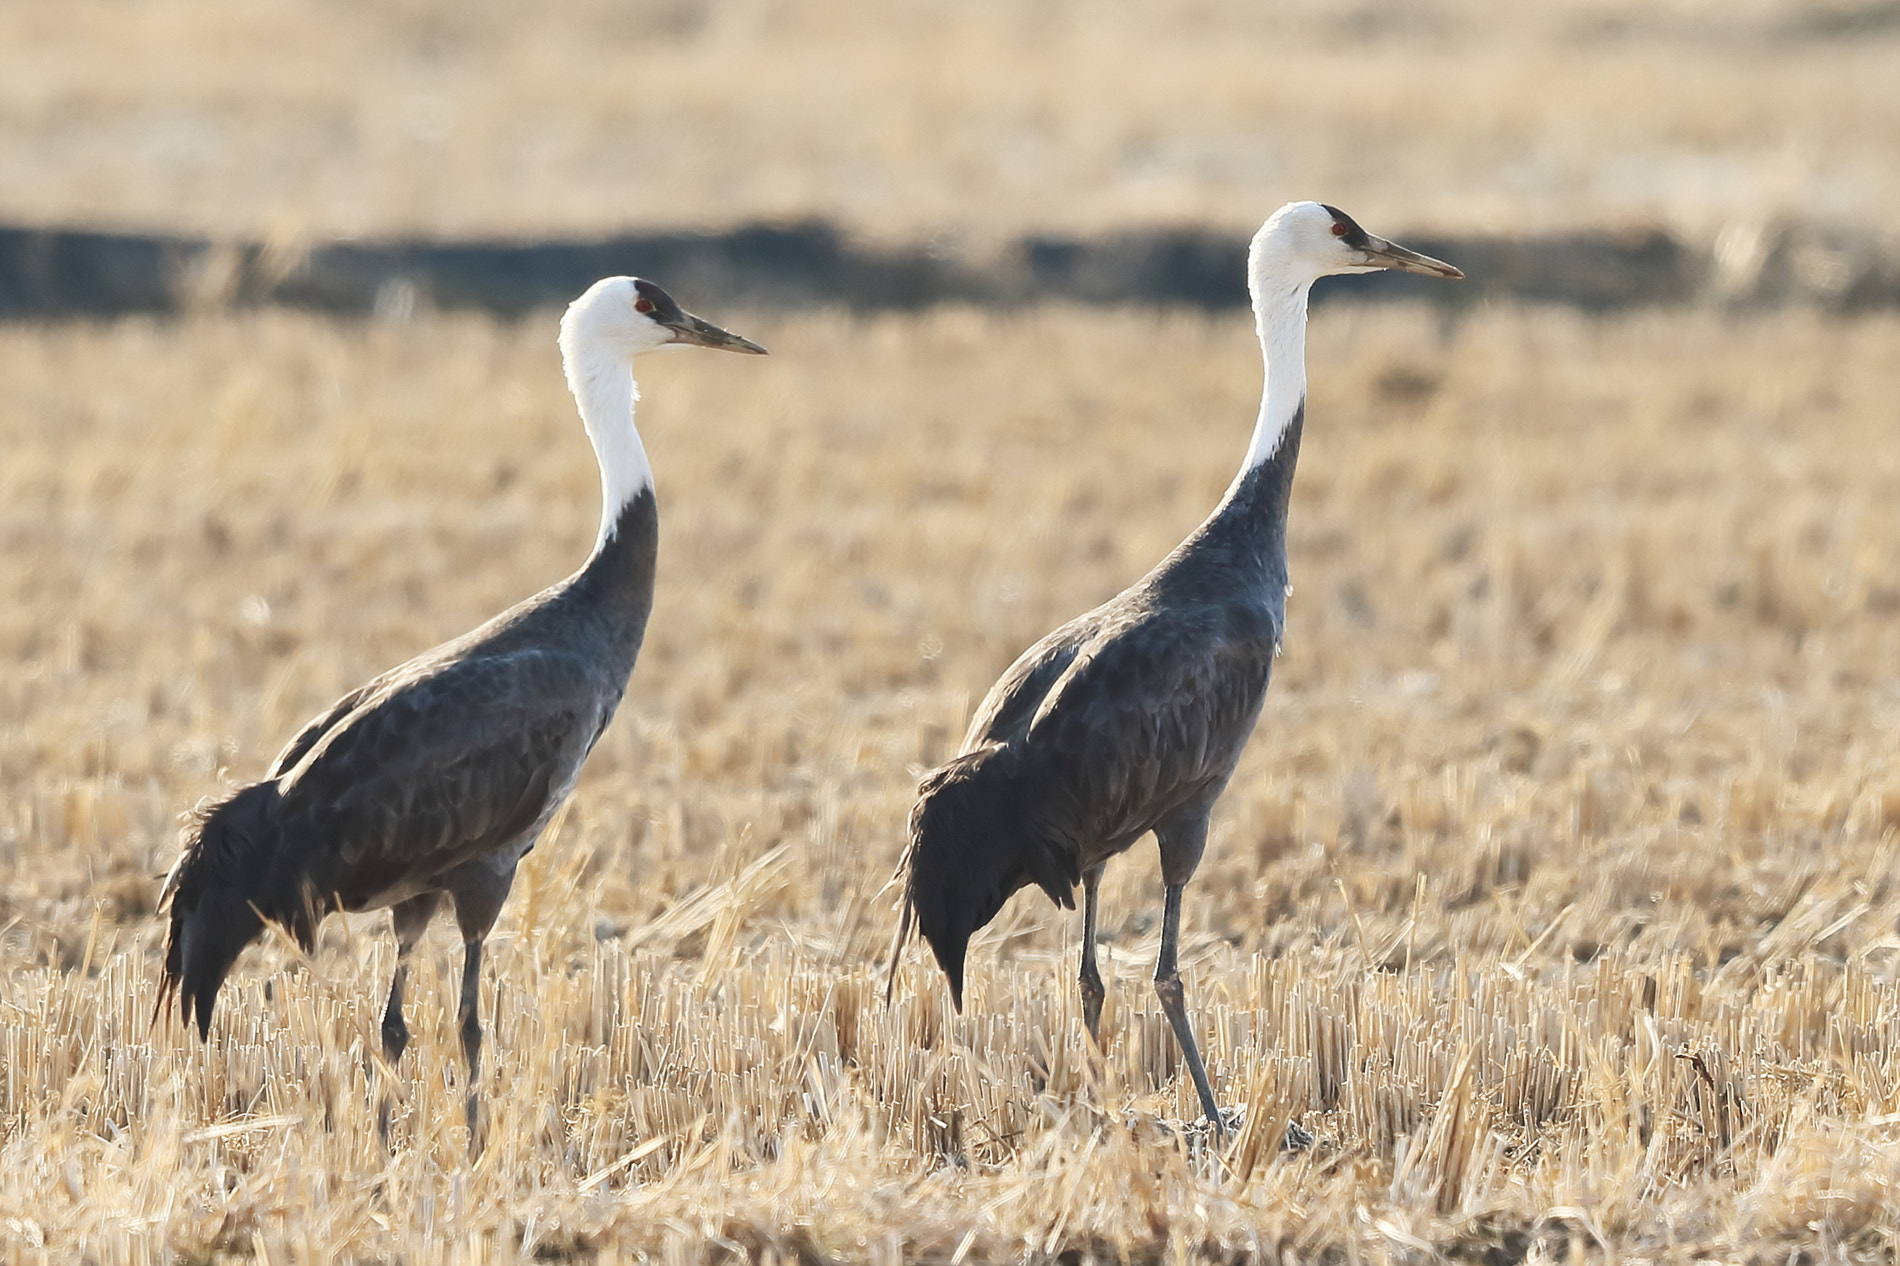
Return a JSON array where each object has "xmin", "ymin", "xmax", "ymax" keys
[
  {"xmin": 1153, "ymin": 808, "xmax": 1224, "ymax": 1137},
  {"xmin": 1154, "ymin": 882, "xmax": 1223, "ymax": 1135},
  {"xmin": 377, "ymin": 892, "xmax": 441, "ymax": 1143},
  {"xmin": 456, "ymin": 934, "xmax": 487, "ymax": 1143},
  {"xmin": 1078, "ymin": 863, "xmax": 1107, "ymax": 1046},
  {"xmin": 447, "ymin": 863, "xmax": 514, "ymax": 1155},
  {"xmin": 381, "ymin": 892, "xmax": 442, "ymax": 1064}
]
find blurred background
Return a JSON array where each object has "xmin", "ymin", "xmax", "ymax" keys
[{"xmin": 4, "ymin": 0, "xmax": 1900, "ymax": 312}]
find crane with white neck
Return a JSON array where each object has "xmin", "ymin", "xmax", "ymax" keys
[
  {"xmin": 158, "ymin": 277, "xmax": 764, "ymax": 1140},
  {"xmin": 888, "ymin": 202, "xmax": 1462, "ymax": 1138}
]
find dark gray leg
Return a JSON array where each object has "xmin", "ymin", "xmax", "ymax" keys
[
  {"xmin": 1154, "ymin": 881, "xmax": 1223, "ymax": 1134},
  {"xmin": 377, "ymin": 891, "xmax": 441, "ymax": 1143},
  {"xmin": 1079, "ymin": 864, "xmax": 1107, "ymax": 1046},
  {"xmin": 381, "ymin": 892, "xmax": 442, "ymax": 1064},
  {"xmin": 445, "ymin": 861, "xmax": 515, "ymax": 1153},
  {"xmin": 456, "ymin": 934, "xmax": 485, "ymax": 1139},
  {"xmin": 1153, "ymin": 806, "xmax": 1223, "ymax": 1137}
]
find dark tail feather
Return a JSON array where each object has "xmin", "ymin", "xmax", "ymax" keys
[
  {"xmin": 881, "ymin": 882, "xmax": 915, "ymax": 1008},
  {"xmin": 156, "ymin": 783, "xmax": 308, "ymax": 1039},
  {"xmin": 899, "ymin": 749, "xmax": 1078, "ymax": 1011},
  {"xmin": 161, "ymin": 887, "xmax": 265, "ymax": 1038}
]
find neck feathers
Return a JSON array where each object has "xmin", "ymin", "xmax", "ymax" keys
[
  {"xmin": 1242, "ymin": 282, "xmax": 1310, "ymax": 473},
  {"xmin": 559, "ymin": 338, "xmax": 659, "ymax": 641},
  {"xmin": 562, "ymin": 342, "xmax": 654, "ymax": 556},
  {"xmin": 1190, "ymin": 277, "xmax": 1308, "ymax": 582}
]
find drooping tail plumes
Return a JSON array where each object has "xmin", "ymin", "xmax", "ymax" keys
[
  {"xmin": 890, "ymin": 748, "xmax": 1079, "ymax": 1010},
  {"xmin": 157, "ymin": 783, "xmax": 321, "ymax": 1038}
]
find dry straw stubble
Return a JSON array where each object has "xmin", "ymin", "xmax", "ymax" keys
[{"xmin": 4, "ymin": 303, "xmax": 1900, "ymax": 1260}]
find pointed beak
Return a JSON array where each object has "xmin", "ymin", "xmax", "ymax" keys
[
  {"xmin": 665, "ymin": 311, "xmax": 768, "ymax": 354},
  {"xmin": 1361, "ymin": 234, "xmax": 1464, "ymax": 280}
]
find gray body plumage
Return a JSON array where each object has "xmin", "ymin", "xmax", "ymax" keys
[
  {"xmin": 892, "ymin": 202, "xmax": 1460, "ymax": 1137},
  {"xmin": 155, "ymin": 278, "xmax": 766, "ymax": 1145},
  {"xmin": 898, "ymin": 407, "xmax": 1302, "ymax": 1004},
  {"xmin": 158, "ymin": 489, "xmax": 656, "ymax": 1038}
]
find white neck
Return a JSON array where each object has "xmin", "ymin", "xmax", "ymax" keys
[
  {"xmin": 1241, "ymin": 280, "xmax": 1311, "ymax": 472},
  {"xmin": 563, "ymin": 343, "xmax": 653, "ymax": 556}
]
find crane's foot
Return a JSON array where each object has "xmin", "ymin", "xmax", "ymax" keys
[
  {"xmin": 1079, "ymin": 974, "xmax": 1106, "ymax": 1049},
  {"xmin": 373, "ymin": 1042, "xmax": 408, "ymax": 1150},
  {"xmin": 1188, "ymin": 1103, "xmax": 1234, "ymax": 1147},
  {"xmin": 380, "ymin": 1015, "xmax": 409, "ymax": 1065},
  {"xmin": 1208, "ymin": 1106, "xmax": 1315, "ymax": 1152},
  {"xmin": 465, "ymin": 1092, "xmax": 488, "ymax": 1157},
  {"xmin": 1162, "ymin": 1105, "xmax": 1316, "ymax": 1157},
  {"xmin": 374, "ymin": 1067, "xmax": 414, "ymax": 1149}
]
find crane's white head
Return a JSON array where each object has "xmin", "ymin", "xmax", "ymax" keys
[
  {"xmin": 1249, "ymin": 202, "xmax": 1463, "ymax": 295},
  {"xmin": 560, "ymin": 276, "xmax": 767, "ymax": 364},
  {"xmin": 558, "ymin": 278, "xmax": 764, "ymax": 543}
]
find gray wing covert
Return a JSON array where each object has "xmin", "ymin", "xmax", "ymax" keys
[
  {"xmin": 267, "ymin": 632, "xmax": 477, "ymax": 778},
  {"xmin": 268, "ymin": 681, "xmax": 374, "ymax": 778},
  {"xmin": 276, "ymin": 648, "xmax": 607, "ymax": 900},
  {"xmin": 1024, "ymin": 608, "xmax": 1278, "ymax": 841},
  {"xmin": 959, "ymin": 617, "xmax": 1097, "ymax": 751}
]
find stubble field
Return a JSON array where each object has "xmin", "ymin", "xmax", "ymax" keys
[{"xmin": 5, "ymin": 298, "xmax": 1900, "ymax": 1261}]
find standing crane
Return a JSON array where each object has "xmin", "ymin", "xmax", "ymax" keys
[
  {"xmin": 158, "ymin": 277, "xmax": 765, "ymax": 1137},
  {"xmin": 888, "ymin": 203, "xmax": 1462, "ymax": 1136}
]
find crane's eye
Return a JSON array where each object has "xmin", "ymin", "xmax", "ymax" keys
[
  {"xmin": 1331, "ymin": 222, "xmax": 1348, "ymax": 237},
  {"xmin": 634, "ymin": 297, "xmax": 655, "ymax": 314}
]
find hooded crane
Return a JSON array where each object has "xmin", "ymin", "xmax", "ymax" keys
[
  {"xmin": 889, "ymin": 203, "xmax": 1461, "ymax": 1135},
  {"xmin": 158, "ymin": 277, "xmax": 765, "ymax": 1134}
]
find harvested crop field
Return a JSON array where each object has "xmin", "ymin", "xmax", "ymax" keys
[{"xmin": 5, "ymin": 300, "xmax": 1900, "ymax": 1261}]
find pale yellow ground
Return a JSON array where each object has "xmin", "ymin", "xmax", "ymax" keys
[
  {"xmin": 3, "ymin": 0, "xmax": 1898, "ymax": 242},
  {"xmin": 4, "ymin": 301, "xmax": 1900, "ymax": 1260}
]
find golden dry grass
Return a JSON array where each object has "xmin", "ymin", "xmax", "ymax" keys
[
  {"xmin": 6, "ymin": 300, "xmax": 1900, "ymax": 1262},
  {"xmin": 4, "ymin": 0, "xmax": 1900, "ymax": 241}
]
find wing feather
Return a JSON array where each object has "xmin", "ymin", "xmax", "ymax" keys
[
  {"xmin": 274, "ymin": 647, "xmax": 610, "ymax": 905},
  {"xmin": 1022, "ymin": 602, "xmax": 1279, "ymax": 849},
  {"xmin": 268, "ymin": 681, "xmax": 373, "ymax": 778},
  {"xmin": 960, "ymin": 618, "xmax": 1094, "ymax": 751}
]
